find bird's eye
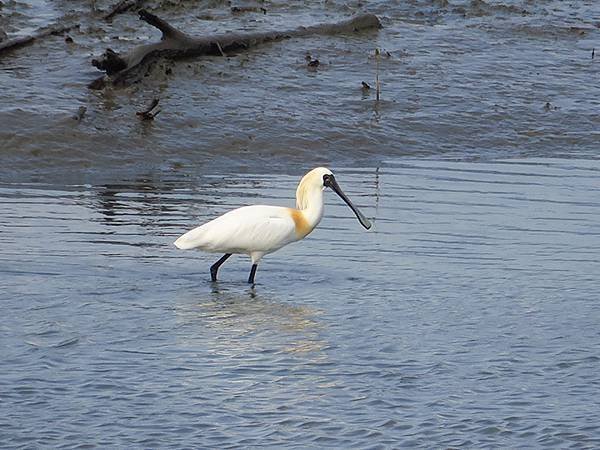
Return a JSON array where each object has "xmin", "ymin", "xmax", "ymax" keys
[{"xmin": 323, "ymin": 174, "xmax": 331, "ymax": 185}]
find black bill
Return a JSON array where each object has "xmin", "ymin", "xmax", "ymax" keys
[{"xmin": 325, "ymin": 175, "xmax": 372, "ymax": 230}]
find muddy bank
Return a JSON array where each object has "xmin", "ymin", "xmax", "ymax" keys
[{"xmin": 1, "ymin": 1, "xmax": 599, "ymax": 185}]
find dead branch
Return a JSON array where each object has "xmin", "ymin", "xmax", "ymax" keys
[
  {"xmin": 0, "ymin": 0, "xmax": 145, "ymax": 56},
  {"xmin": 0, "ymin": 24, "xmax": 78, "ymax": 55},
  {"xmin": 90, "ymin": 9, "xmax": 381, "ymax": 89}
]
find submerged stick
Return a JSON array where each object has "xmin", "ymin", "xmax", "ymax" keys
[{"xmin": 90, "ymin": 9, "xmax": 382, "ymax": 89}]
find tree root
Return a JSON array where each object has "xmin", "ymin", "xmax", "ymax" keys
[{"xmin": 89, "ymin": 9, "xmax": 381, "ymax": 89}]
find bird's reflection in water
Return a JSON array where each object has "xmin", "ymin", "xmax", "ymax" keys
[{"xmin": 174, "ymin": 284, "xmax": 328, "ymax": 356}]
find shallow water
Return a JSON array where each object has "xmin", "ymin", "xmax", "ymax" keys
[{"xmin": 2, "ymin": 159, "xmax": 600, "ymax": 448}]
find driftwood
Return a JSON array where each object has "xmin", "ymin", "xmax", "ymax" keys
[{"xmin": 90, "ymin": 9, "xmax": 381, "ymax": 89}]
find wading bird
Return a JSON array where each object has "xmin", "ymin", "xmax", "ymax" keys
[{"xmin": 174, "ymin": 167, "xmax": 371, "ymax": 284}]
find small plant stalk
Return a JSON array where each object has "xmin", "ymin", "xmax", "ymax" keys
[{"xmin": 375, "ymin": 48, "xmax": 381, "ymax": 102}]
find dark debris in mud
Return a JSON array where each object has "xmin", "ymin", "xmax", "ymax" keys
[
  {"xmin": 103, "ymin": 0, "xmax": 147, "ymax": 20},
  {"xmin": 136, "ymin": 97, "xmax": 161, "ymax": 120}
]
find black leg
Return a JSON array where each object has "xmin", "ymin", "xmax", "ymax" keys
[
  {"xmin": 247, "ymin": 264, "xmax": 258, "ymax": 284},
  {"xmin": 210, "ymin": 253, "xmax": 232, "ymax": 281}
]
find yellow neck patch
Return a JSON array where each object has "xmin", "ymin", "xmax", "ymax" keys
[{"xmin": 289, "ymin": 208, "xmax": 313, "ymax": 238}]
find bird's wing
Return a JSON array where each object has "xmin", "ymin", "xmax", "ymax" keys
[{"xmin": 174, "ymin": 205, "xmax": 297, "ymax": 254}]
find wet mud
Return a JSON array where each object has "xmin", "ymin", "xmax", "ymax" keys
[{"xmin": 1, "ymin": 1, "xmax": 599, "ymax": 184}]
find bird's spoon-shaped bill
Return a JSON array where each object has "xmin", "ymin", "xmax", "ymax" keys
[{"xmin": 325, "ymin": 175, "xmax": 372, "ymax": 230}]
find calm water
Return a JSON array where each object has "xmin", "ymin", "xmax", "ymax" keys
[{"xmin": 2, "ymin": 159, "xmax": 600, "ymax": 448}]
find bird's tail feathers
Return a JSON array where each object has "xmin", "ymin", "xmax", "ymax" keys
[{"xmin": 174, "ymin": 226, "xmax": 206, "ymax": 250}]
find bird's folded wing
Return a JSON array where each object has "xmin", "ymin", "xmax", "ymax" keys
[
  {"xmin": 220, "ymin": 210, "xmax": 296, "ymax": 252},
  {"xmin": 177, "ymin": 205, "xmax": 296, "ymax": 253}
]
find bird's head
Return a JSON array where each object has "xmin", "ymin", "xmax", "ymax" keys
[{"xmin": 297, "ymin": 167, "xmax": 371, "ymax": 230}]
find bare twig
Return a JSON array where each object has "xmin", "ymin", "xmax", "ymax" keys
[{"xmin": 215, "ymin": 40, "xmax": 225, "ymax": 57}]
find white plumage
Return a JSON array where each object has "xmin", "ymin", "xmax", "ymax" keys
[{"xmin": 174, "ymin": 167, "xmax": 371, "ymax": 284}]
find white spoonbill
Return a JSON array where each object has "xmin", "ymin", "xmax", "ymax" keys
[{"xmin": 174, "ymin": 167, "xmax": 371, "ymax": 284}]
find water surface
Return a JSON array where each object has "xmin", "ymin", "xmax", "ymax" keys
[{"xmin": 2, "ymin": 159, "xmax": 600, "ymax": 448}]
